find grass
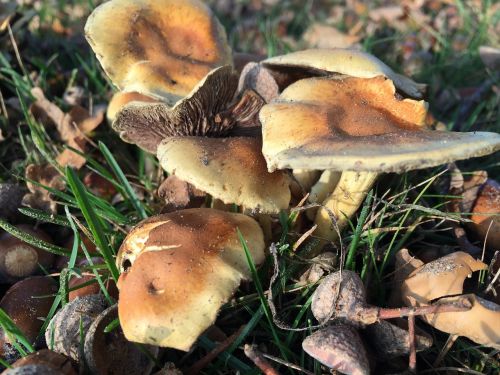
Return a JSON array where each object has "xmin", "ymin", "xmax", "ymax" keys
[{"xmin": 0, "ymin": 0, "xmax": 499, "ymax": 374}]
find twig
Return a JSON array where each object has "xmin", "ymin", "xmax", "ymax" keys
[
  {"xmin": 408, "ymin": 312, "xmax": 417, "ymax": 373},
  {"xmin": 184, "ymin": 326, "xmax": 244, "ymax": 375},
  {"xmin": 261, "ymin": 353, "xmax": 314, "ymax": 375},
  {"xmin": 244, "ymin": 344, "xmax": 281, "ymax": 375}
]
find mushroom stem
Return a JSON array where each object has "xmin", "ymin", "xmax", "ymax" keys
[
  {"xmin": 306, "ymin": 170, "xmax": 342, "ymax": 220},
  {"xmin": 313, "ymin": 171, "xmax": 378, "ymax": 253}
]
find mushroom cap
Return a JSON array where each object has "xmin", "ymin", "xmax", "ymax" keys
[
  {"xmin": 263, "ymin": 48, "xmax": 425, "ymax": 98},
  {"xmin": 106, "ymin": 91, "xmax": 158, "ymax": 123},
  {"xmin": 260, "ymin": 76, "xmax": 500, "ymax": 172},
  {"xmin": 157, "ymin": 136, "xmax": 291, "ymax": 213},
  {"xmin": 401, "ymin": 251, "xmax": 487, "ymax": 304},
  {"xmin": 85, "ymin": 0, "xmax": 232, "ymax": 104},
  {"xmin": 112, "ymin": 65, "xmax": 238, "ymax": 153},
  {"xmin": 116, "ymin": 208, "xmax": 265, "ymax": 350}
]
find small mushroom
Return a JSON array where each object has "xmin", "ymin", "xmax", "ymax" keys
[
  {"xmin": 157, "ymin": 137, "xmax": 291, "ymax": 213},
  {"xmin": 401, "ymin": 252, "xmax": 500, "ymax": 348},
  {"xmin": 0, "ymin": 183, "xmax": 26, "ymax": 221},
  {"xmin": 116, "ymin": 208, "xmax": 265, "ymax": 350},
  {"xmin": 45, "ymin": 294, "xmax": 109, "ymax": 362},
  {"xmin": 67, "ymin": 274, "xmax": 117, "ymax": 302},
  {"xmin": 157, "ymin": 174, "xmax": 206, "ymax": 212},
  {"xmin": 302, "ymin": 324, "xmax": 370, "ymax": 375},
  {"xmin": 468, "ymin": 178, "xmax": 500, "ymax": 249},
  {"xmin": 262, "ymin": 48, "xmax": 425, "ymax": 98},
  {"xmin": 85, "ymin": 0, "xmax": 232, "ymax": 103},
  {"xmin": 0, "ymin": 277, "xmax": 57, "ymax": 362},
  {"xmin": 2, "ymin": 350, "xmax": 76, "ymax": 375},
  {"xmin": 84, "ymin": 305, "xmax": 157, "ymax": 375},
  {"xmin": 0, "ymin": 226, "xmax": 54, "ymax": 283}
]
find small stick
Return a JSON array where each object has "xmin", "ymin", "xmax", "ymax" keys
[
  {"xmin": 374, "ymin": 297, "xmax": 472, "ymax": 321},
  {"xmin": 261, "ymin": 353, "xmax": 314, "ymax": 375},
  {"xmin": 184, "ymin": 326, "xmax": 244, "ymax": 375},
  {"xmin": 244, "ymin": 344, "xmax": 281, "ymax": 375},
  {"xmin": 408, "ymin": 312, "xmax": 417, "ymax": 373}
]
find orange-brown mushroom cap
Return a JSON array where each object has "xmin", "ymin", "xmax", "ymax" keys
[
  {"xmin": 260, "ymin": 76, "xmax": 500, "ymax": 173},
  {"xmin": 157, "ymin": 137, "xmax": 291, "ymax": 213},
  {"xmin": 116, "ymin": 209, "xmax": 265, "ymax": 350},
  {"xmin": 85, "ymin": 0, "xmax": 232, "ymax": 104}
]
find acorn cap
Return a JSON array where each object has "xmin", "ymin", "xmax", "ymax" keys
[
  {"xmin": 116, "ymin": 208, "xmax": 265, "ymax": 350},
  {"xmin": 263, "ymin": 48, "xmax": 425, "ymax": 98},
  {"xmin": 157, "ymin": 137, "xmax": 291, "ymax": 213},
  {"xmin": 260, "ymin": 75, "xmax": 500, "ymax": 172},
  {"xmin": 112, "ymin": 66, "xmax": 238, "ymax": 153},
  {"xmin": 85, "ymin": 0, "xmax": 232, "ymax": 104}
]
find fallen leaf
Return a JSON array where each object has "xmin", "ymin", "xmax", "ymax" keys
[
  {"xmin": 22, "ymin": 164, "xmax": 66, "ymax": 214},
  {"xmin": 302, "ymin": 23, "xmax": 360, "ymax": 49},
  {"xmin": 30, "ymin": 87, "xmax": 104, "ymax": 169}
]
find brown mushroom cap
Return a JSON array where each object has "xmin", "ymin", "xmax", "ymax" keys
[
  {"xmin": 4, "ymin": 350, "xmax": 76, "ymax": 375},
  {"xmin": 112, "ymin": 66, "xmax": 237, "ymax": 153},
  {"xmin": 85, "ymin": 0, "xmax": 232, "ymax": 104},
  {"xmin": 106, "ymin": 91, "xmax": 158, "ymax": 123},
  {"xmin": 260, "ymin": 75, "xmax": 500, "ymax": 172},
  {"xmin": 469, "ymin": 179, "xmax": 500, "ymax": 249},
  {"xmin": 116, "ymin": 208, "xmax": 265, "ymax": 350},
  {"xmin": 157, "ymin": 137, "xmax": 291, "ymax": 213},
  {"xmin": 262, "ymin": 48, "xmax": 425, "ymax": 98}
]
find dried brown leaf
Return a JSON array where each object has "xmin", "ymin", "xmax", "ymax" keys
[
  {"xmin": 303, "ymin": 23, "xmax": 360, "ymax": 49},
  {"xmin": 22, "ymin": 164, "xmax": 65, "ymax": 214}
]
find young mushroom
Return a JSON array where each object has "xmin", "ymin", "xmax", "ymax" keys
[
  {"xmin": 260, "ymin": 73, "xmax": 500, "ymax": 251},
  {"xmin": 116, "ymin": 208, "xmax": 266, "ymax": 350},
  {"xmin": 2, "ymin": 350, "xmax": 76, "ymax": 375}
]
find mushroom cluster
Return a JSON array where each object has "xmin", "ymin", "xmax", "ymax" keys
[{"xmin": 84, "ymin": 0, "xmax": 500, "ymax": 359}]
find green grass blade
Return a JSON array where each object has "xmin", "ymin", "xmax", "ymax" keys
[
  {"xmin": 65, "ymin": 167, "xmax": 119, "ymax": 281},
  {"xmin": 99, "ymin": 142, "xmax": 148, "ymax": 219},
  {"xmin": 0, "ymin": 308, "xmax": 35, "ymax": 355}
]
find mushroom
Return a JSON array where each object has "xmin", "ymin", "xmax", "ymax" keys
[
  {"xmin": 0, "ymin": 225, "xmax": 54, "ymax": 283},
  {"xmin": 0, "ymin": 183, "xmax": 26, "ymax": 221},
  {"xmin": 157, "ymin": 137, "xmax": 291, "ymax": 213},
  {"xmin": 116, "ymin": 208, "xmax": 265, "ymax": 350},
  {"xmin": 106, "ymin": 91, "xmax": 157, "ymax": 123},
  {"xmin": 262, "ymin": 48, "xmax": 425, "ymax": 98},
  {"xmin": 85, "ymin": 0, "xmax": 232, "ymax": 104},
  {"xmin": 2, "ymin": 350, "xmax": 76, "ymax": 375},
  {"xmin": 260, "ymin": 74, "xmax": 500, "ymax": 250},
  {"xmin": 157, "ymin": 175, "xmax": 206, "ymax": 212},
  {"xmin": 0, "ymin": 277, "xmax": 57, "ymax": 363},
  {"xmin": 401, "ymin": 252, "xmax": 500, "ymax": 348}
]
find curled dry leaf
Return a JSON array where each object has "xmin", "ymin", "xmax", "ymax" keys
[
  {"xmin": 302, "ymin": 23, "xmax": 360, "ymax": 49},
  {"xmin": 85, "ymin": 0, "xmax": 233, "ymax": 104},
  {"xmin": 302, "ymin": 324, "xmax": 369, "ymax": 375},
  {"xmin": 299, "ymin": 252, "xmax": 337, "ymax": 285},
  {"xmin": 22, "ymin": 164, "xmax": 65, "ymax": 214},
  {"xmin": 402, "ymin": 252, "xmax": 500, "ymax": 348},
  {"xmin": 157, "ymin": 175, "xmax": 206, "ymax": 212},
  {"xmin": 388, "ymin": 248, "xmax": 424, "ymax": 306},
  {"xmin": 30, "ymin": 88, "xmax": 104, "ymax": 169},
  {"xmin": 401, "ymin": 251, "xmax": 487, "ymax": 304}
]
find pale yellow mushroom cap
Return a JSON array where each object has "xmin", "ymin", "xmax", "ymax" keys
[
  {"xmin": 85, "ymin": 0, "xmax": 232, "ymax": 104},
  {"xmin": 263, "ymin": 48, "xmax": 425, "ymax": 98},
  {"xmin": 116, "ymin": 208, "xmax": 265, "ymax": 351},
  {"xmin": 260, "ymin": 76, "xmax": 500, "ymax": 173},
  {"xmin": 157, "ymin": 136, "xmax": 291, "ymax": 213}
]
